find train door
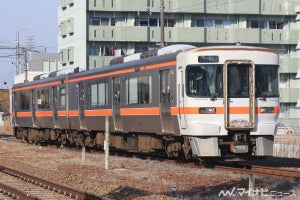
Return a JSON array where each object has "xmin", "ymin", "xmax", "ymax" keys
[
  {"xmin": 31, "ymin": 90, "xmax": 37, "ymax": 127},
  {"xmin": 113, "ymin": 77, "xmax": 123, "ymax": 131},
  {"xmin": 52, "ymin": 86, "xmax": 59, "ymax": 128},
  {"xmin": 178, "ymin": 71, "xmax": 186, "ymax": 129},
  {"xmin": 160, "ymin": 69, "xmax": 174, "ymax": 134},
  {"xmin": 12, "ymin": 93, "xmax": 18, "ymax": 126},
  {"xmin": 223, "ymin": 60, "xmax": 255, "ymax": 129},
  {"xmin": 78, "ymin": 82, "xmax": 87, "ymax": 129}
]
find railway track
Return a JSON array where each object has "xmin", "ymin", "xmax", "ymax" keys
[
  {"xmin": 0, "ymin": 165, "xmax": 107, "ymax": 200},
  {"xmin": 1, "ymin": 134, "xmax": 299, "ymax": 191},
  {"xmin": 213, "ymin": 162, "xmax": 300, "ymax": 181}
]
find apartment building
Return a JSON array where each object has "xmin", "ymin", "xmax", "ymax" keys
[{"xmin": 58, "ymin": 0, "xmax": 300, "ymax": 127}]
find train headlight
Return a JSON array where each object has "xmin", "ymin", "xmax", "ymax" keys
[
  {"xmin": 199, "ymin": 107, "xmax": 216, "ymax": 114},
  {"xmin": 260, "ymin": 107, "xmax": 274, "ymax": 113}
]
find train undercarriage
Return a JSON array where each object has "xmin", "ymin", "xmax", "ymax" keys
[{"xmin": 14, "ymin": 127, "xmax": 268, "ymax": 159}]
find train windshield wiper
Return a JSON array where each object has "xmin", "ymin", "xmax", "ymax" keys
[{"xmin": 210, "ymin": 94, "xmax": 217, "ymax": 101}]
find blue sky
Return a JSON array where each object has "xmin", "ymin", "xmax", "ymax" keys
[{"xmin": 0, "ymin": 0, "xmax": 58, "ymax": 88}]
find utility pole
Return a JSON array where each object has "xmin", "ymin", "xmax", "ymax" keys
[
  {"xmin": 23, "ymin": 48, "xmax": 28, "ymax": 83},
  {"xmin": 15, "ymin": 32, "xmax": 21, "ymax": 75},
  {"xmin": 147, "ymin": 0, "xmax": 151, "ymax": 48},
  {"xmin": 160, "ymin": 0, "xmax": 165, "ymax": 47}
]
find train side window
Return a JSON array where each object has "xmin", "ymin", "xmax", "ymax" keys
[
  {"xmin": 37, "ymin": 90, "xmax": 50, "ymax": 109},
  {"xmin": 125, "ymin": 75, "xmax": 152, "ymax": 105},
  {"xmin": 60, "ymin": 88, "xmax": 66, "ymax": 107},
  {"xmin": 19, "ymin": 92, "xmax": 30, "ymax": 110},
  {"xmin": 90, "ymin": 82, "xmax": 108, "ymax": 107}
]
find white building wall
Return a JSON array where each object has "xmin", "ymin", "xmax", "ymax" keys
[
  {"xmin": 57, "ymin": 0, "xmax": 300, "ymax": 128},
  {"xmin": 58, "ymin": 0, "xmax": 87, "ymax": 71}
]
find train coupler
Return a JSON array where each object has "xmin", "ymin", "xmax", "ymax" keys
[{"xmin": 229, "ymin": 133, "xmax": 249, "ymax": 154}]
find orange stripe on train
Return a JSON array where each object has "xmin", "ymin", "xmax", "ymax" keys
[
  {"xmin": 16, "ymin": 112, "xmax": 32, "ymax": 117},
  {"xmin": 120, "ymin": 107, "xmax": 160, "ymax": 116},
  {"xmin": 85, "ymin": 109, "xmax": 112, "ymax": 116},
  {"xmin": 13, "ymin": 106, "xmax": 279, "ymax": 117},
  {"xmin": 171, "ymin": 106, "xmax": 279, "ymax": 115},
  {"xmin": 35, "ymin": 111, "xmax": 53, "ymax": 117}
]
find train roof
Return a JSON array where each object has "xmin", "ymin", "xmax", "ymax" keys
[
  {"xmin": 12, "ymin": 44, "xmax": 195, "ymax": 90},
  {"xmin": 189, "ymin": 45, "xmax": 278, "ymax": 54},
  {"xmin": 12, "ymin": 44, "xmax": 277, "ymax": 90}
]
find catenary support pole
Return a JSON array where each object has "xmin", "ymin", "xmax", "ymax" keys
[{"xmin": 104, "ymin": 116, "xmax": 110, "ymax": 170}]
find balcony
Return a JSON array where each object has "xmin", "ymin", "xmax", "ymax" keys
[
  {"xmin": 261, "ymin": 29, "xmax": 299, "ymax": 44},
  {"xmin": 87, "ymin": 0, "xmax": 297, "ymax": 16},
  {"xmin": 89, "ymin": 25, "xmax": 299, "ymax": 45},
  {"xmin": 88, "ymin": 26, "xmax": 205, "ymax": 43},
  {"xmin": 279, "ymin": 88, "xmax": 300, "ymax": 103},
  {"xmin": 280, "ymin": 58, "xmax": 300, "ymax": 73},
  {"xmin": 89, "ymin": 56, "xmax": 113, "ymax": 69}
]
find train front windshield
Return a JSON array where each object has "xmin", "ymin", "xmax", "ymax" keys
[
  {"xmin": 186, "ymin": 65, "xmax": 279, "ymax": 98},
  {"xmin": 186, "ymin": 65, "xmax": 223, "ymax": 98}
]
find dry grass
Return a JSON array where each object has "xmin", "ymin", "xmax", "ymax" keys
[{"xmin": 0, "ymin": 118, "xmax": 13, "ymax": 134}]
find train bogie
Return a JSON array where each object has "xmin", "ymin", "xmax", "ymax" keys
[{"xmin": 11, "ymin": 44, "xmax": 280, "ymax": 159}]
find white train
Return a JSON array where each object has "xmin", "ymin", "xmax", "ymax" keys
[{"xmin": 11, "ymin": 44, "xmax": 279, "ymax": 159}]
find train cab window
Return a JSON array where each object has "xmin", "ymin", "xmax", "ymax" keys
[
  {"xmin": 255, "ymin": 65, "xmax": 279, "ymax": 97},
  {"xmin": 90, "ymin": 82, "xmax": 108, "ymax": 107},
  {"xmin": 60, "ymin": 88, "xmax": 66, "ymax": 107},
  {"xmin": 37, "ymin": 90, "xmax": 50, "ymax": 109},
  {"xmin": 19, "ymin": 92, "xmax": 30, "ymax": 110},
  {"xmin": 186, "ymin": 65, "xmax": 222, "ymax": 98},
  {"xmin": 125, "ymin": 75, "xmax": 152, "ymax": 104}
]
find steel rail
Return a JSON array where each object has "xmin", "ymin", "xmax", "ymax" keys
[
  {"xmin": 214, "ymin": 164, "xmax": 300, "ymax": 181},
  {"xmin": 0, "ymin": 165, "xmax": 108, "ymax": 200},
  {"xmin": 0, "ymin": 181, "xmax": 36, "ymax": 200}
]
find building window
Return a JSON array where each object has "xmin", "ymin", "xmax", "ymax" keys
[
  {"xmin": 125, "ymin": 75, "xmax": 152, "ymax": 104},
  {"xmin": 192, "ymin": 19, "xmax": 237, "ymax": 28},
  {"xmin": 135, "ymin": 17, "xmax": 172, "ymax": 27},
  {"xmin": 165, "ymin": 19, "xmax": 175, "ymax": 27},
  {"xmin": 111, "ymin": 18, "xmax": 115, "ymax": 26},
  {"xmin": 247, "ymin": 20, "xmax": 259, "ymax": 28},
  {"xmin": 248, "ymin": 20, "xmax": 287, "ymax": 29},
  {"xmin": 91, "ymin": 17, "xmax": 115, "ymax": 26},
  {"xmin": 136, "ymin": 18, "xmax": 149, "ymax": 26},
  {"xmin": 269, "ymin": 21, "xmax": 277, "ymax": 29},
  {"xmin": 37, "ymin": 90, "xmax": 50, "ymax": 109},
  {"xmin": 91, "ymin": 17, "xmax": 100, "ymax": 25},
  {"xmin": 150, "ymin": 18, "xmax": 158, "ymax": 26},
  {"xmin": 215, "ymin": 20, "xmax": 223, "ymax": 28},
  {"xmin": 43, "ymin": 61, "xmax": 56, "ymax": 72},
  {"xmin": 68, "ymin": 47, "xmax": 74, "ymax": 63},
  {"xmin": 192, "ymin": 19, "xmax": 204, "ymax": 27},
  {"xmin": 101, "ymin": 17, "xmax": 109, "ymax": 26},
  {"xmin": 90, "ymin": 82, "xmax": 108, "ymax": 107},
  {"xmin": 60, "ymin": 50, "xmax": 66, "ymax": 64},
  {"xmin": 205, "ymin": 19, "xmax": 214, "ymax": 28}
]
